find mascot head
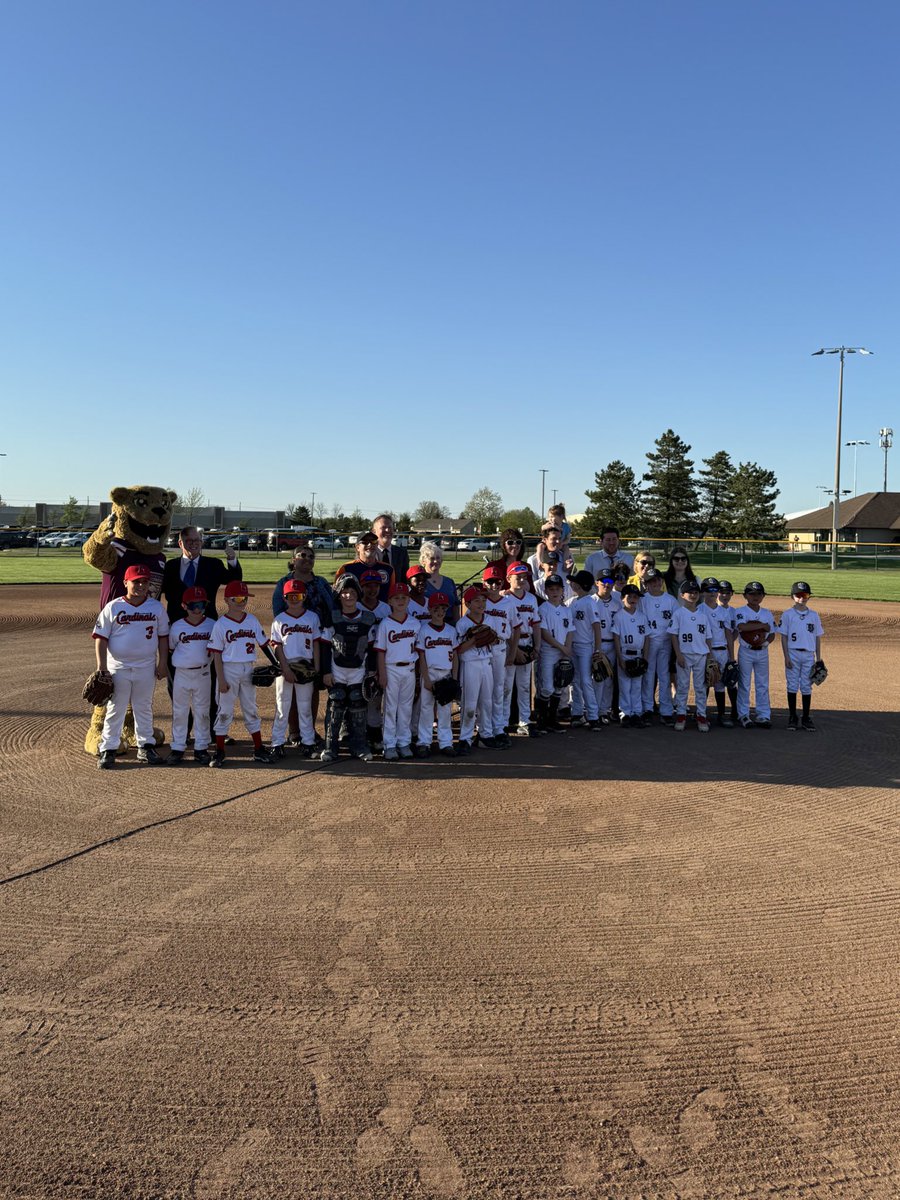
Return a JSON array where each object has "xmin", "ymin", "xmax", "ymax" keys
[{"xmin": 109, "ymin": 485, "xmax": 178, "ymax": 552}]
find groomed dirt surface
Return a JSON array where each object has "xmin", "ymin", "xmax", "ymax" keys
[{"xmin": 2, "ymin": 584, "xmax": 899, "ymax": 1199}]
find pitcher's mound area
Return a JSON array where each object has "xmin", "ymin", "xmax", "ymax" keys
[{"xmin": 2, "ymin": 586, "xmax": 899, "ymax": 1198}]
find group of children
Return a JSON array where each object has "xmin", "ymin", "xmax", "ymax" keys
[{"xmin": 90, "ymin": 555, "xmax": 825, "ymax": 768}]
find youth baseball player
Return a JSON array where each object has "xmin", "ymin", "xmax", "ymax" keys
[
  {"xmin": 208, "ymin": 581, "xmax": 279, "ymax": 767},
  {"xmin": 482, "ymin": 564, "xmax": 521, "ymax": 747},
  {"xmin": 318, "ymin": 575, "xmax": 377, "ymax": 763},
  {"xmin": 405, "ymin": 565, "xmax": 431, "ymax": 620},
  {"xmin": 591, "ymin": 572, "xmax": 622, "ymax": 724},
  {"xmin": 613, "ymin": 584, "xmax": 650, "ymax": 726},
  {"xmin": 415, "ymin": 592, "xmax": 460, "ymax": 756},
  {"xmin": 166, "ymin": 585, "xmax": 215, "ymax": 765},
  {"xmin": 638, "ymin": 568, "xmax": 675, "ymax": 725},
  {"xmin": 375, "ymin": 583, "xmax": 419, "ymax": 760},
  {"xmin": 669, "ymin": 580, "xmax": 714, "ymax": 732},
  {"xmin": 566, "ymin": 571, "xmax": 602, "ymax": 728},
  {"xmin": 505, "ymin": 562, "xmax": 541, "ymax": 735},
  {"xmin": 456, "ymin": 586, "xmax": 498, "ymax": 752},
  {"xmin": 734, "ymin": 582, "xmax": 777, "ymax": 729},
  {"xmin": 716, "ymin": 580, "xmax": 740, "ymax": 723},
  {"xmin": 269, "ymin": 580, "xmax": 322, "ymax": 757},
  {"xmin": 779, "ymin": 581, "xmax": 824, "ymax": 731},
  {"xmin": 701, "ymin": 577, "xmax": 736, "ymax": 727},
  {"xmin": 534, "ymin": 574, "xmax": 574, "ymax": 733}
]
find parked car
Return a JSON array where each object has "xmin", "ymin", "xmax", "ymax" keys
[
  {"xmin": 0, "ymin": 529, "xmax": 37, "ymax": 549},
  {"xmin": 225, "ymin": 533, "xmax": 255, "ymax": 550},
  {"xmin": 457, "ymin": 539, "xmax": 497, "ymax": 552},
  {"xmin": 56, "ymin": 532, "xmax": 90, "ymax": 547}
]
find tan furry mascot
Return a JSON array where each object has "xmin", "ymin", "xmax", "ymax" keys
[{"xmin": 83, "ymin": 485, "xmax": 177, "ymax": 754}]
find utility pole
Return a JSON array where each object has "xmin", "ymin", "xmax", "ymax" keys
[
  {"xmin": 539, "ymin": 469, "xmax": 548, "ymax": 520},
  {"xmin": 879, "ymin": 428, "xmax": 893, "ymax": 491}
]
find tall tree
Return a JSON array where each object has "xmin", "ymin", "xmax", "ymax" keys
[
  {"xmin": 578, "ymin": 460, "xmax": 643, "ymax": 536},
  {"xmin": 284, "ymin": 503, "xmax": 311, "ymax": 525},
  {"xmin": 728, "ymin": 462, "xmax": 785, "ymax": 540},
  {"xmin": 59, "ymin": 495, "xmax": 85, "ymax": 526},
  {"xmin": 499, "ymin": 507, "xmax": 542, "ymax": 535},
  {"xmin": 413, "ymin": 499, "xmax": 450, "ymax": 522},
  {"xmin": 177, "ymin": 487, "xmax": 206, "ymax": 522},
  {"xmin": 642, "ymin": 430, "xmax": 697, "ymax": 538},
  {"xmin": 462, "ymin": 487, "xmax": 504, "ymax": 532},
  {"xmin": 697, "ymin": 451, "xmax": 734, "ymax": 539},
  {"xmin": 394, "ymin": 511, "xmax": 413, "ymax": 531},
  {"xmin": 347, "ymin": 507, "xmax": 367, "ymax": 531}
]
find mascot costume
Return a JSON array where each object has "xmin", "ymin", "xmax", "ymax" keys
[{"xmin": 83, "ymin": 485, "xmax": 177, "ymax": 754}]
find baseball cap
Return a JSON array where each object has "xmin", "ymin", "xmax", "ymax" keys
[
  {"xmin": 360, "ymin": 569, "xmax": 382, "ymax": 585},
  {"xmin": 463, "ymin": 585, "xmax": 485, "ymax": 605},
  {"xmin": 700, "ymin": 577, "xmax": 720, "ymax": 592},
  {"xmin": 791, "ymin": 580, "xmax": 812, "ymax": 596},
  {"xmin": 506, "ymin": 562, "xmax": 530, "ymax": 577},
  {"xmin": 679, "ymin": 579, "xmax": 700, "ymax": 594},
  {"xmin": 718, "ymin": 580, "xmax": 734, "ymax": 591},
  {"xmin": 182, "ymin": 586, "xmax": 208, "ymax": 604},
  {"xmin": 598, "ymin": 573, "xmax": 615, "ymax": 584},
  {"xmin": 744, "ymin": 581, "xmax": 766, "ymax": 595},
  {"xmin": 644, "ymin": 568, "xmax": 663, "ymax": 582},
  {"xmin": 356, "ymin": 531, "xmax": 378, "ymax": 544},
  {"xmin": 124, "ymin": 564, "xmax": 151, "ymax": 582},
  {"xmin": 224, "ymin": 580, "xmax": 252, "ymax": 599},
  {"xmin": 335, "ymin": 573, "xmax": 362, "ymax": 595},
  {"xmin": 621, "ymin": 583, "xmax": 641, "ymax": 598},
  {"xmin": 406, "ymin": 565, "xmax": 427, "ymax": 580},
  {"xmin": 283, "ymin": 579, "xmax": 307, "ymax": 597},
  {"xmin": 428, "ymin": 592, "xmax": 451, "ymax": 610},
  {"xmin": 568, "ymin": 570, "xmax": 595, "ymax": 593},
  {"xmin": 545, "ymin": 574, "xmax": 565, "ymax": 589},
  {"xmin": 482, "ymin": 565, "xmax": 505, "ymax": 583},
  {"xmin": 388, "ymin": 582, "xmax": 410, "ymax": 599}
]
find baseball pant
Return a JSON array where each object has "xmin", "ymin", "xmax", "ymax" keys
[
  {"xmin": 784, "ymin": 647, "xmax": 815, "ymax": 694},
  {"xmin": 367, "ymin": 688, "xmax": 383, "ymax": 732},
  {"xmin": 675, "ymin": 653, "xmax": 709, "ymax": 717},
  {"xmin": 571, "ymin": 645, "xmax": 599, "ymax": 721},
  {"xmin": 709, "ymin": 646, "xmax": 729, "ymax": 693},
  {"xmin": 594, "ymin": 641, "xmax": 615, "ymax": 717},
  {"xmin": 617, "ymin": 658, "xmax": 644, "ymax": 718},
  {"xmin": 537, "ymin": 648, "xmax": 562, "ymax": 700},
  {"xmin": 504, "ymin": 661, "xmax": 533, "ymax": 726},
  {"xmin": 460, "ymin": 656, "xmax": 494, "ymax": 742},
  {"xmin": 170, "ymin": 665, "xmax": 212, "ymax": 752},
  {"xmin": 643, "ymin": 639, "xmax": 673, "ymax": 716},
  {"xmin": 417, "ymin": 671, "xmax": 455, "ymax": 749},
  {"xmin": 490, "ymin": 641, "xmax": 511, "ymax": 733},
  {"xmin": 738, "ymin": 648, "xmax": 771, "ymax": 720},
  {"xmin": 99, "ymin": 663, "xmax": 158, "ymax": 752},
  {"xmin": 382, "ymin": 664, "xmax": 416, "ymax": 750},
  {"xmin": 214, "ymin": 661, "xmax": 261, "ymax": 736},
  {"xmin": 272, "ymin": 676, "xmax": 315, "ymax": 747}
]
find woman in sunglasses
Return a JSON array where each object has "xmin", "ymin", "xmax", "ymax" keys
[
  {"xmin": 663, "ymin": 546, "xmax": 700, "ymax": 599},
  {"xmin": 487, "ymin": 528, "xmax": 534, "ymax": 591},
  {"xmin": 628, "ymin": 553, "xmax": 657, "ymax": 592}
]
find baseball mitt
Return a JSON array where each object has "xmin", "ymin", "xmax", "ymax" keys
[
  {"xmin": 517, "ymin": 645, "xmax": 537, "ymax": 664},
  {"xmin": 286, "ymin": 658, "xmax": 317, "ymax": 685},
  {"xmin": 738, "ymin": 621, "xmax": 769, "ymax": 650},
  {"xmin": 82, "ymin": 669, "xmax": 114, "ymax": 705},
  {"xmin": 811, "ymin": 659, "xmax": 828, "ymax": 686},
  {"xmin": 704, "ymin": 658, "xmax": 721, "ymax": 688},
  {"xmin": 362, "ymin": 673, "xmax": 383, "ymax": 702},
  {"xmin": 722, "ymin": 659, "xmax": 739, "ymax": 689},
  {"xmin": 432, "ymin": 676, "xmax": 462, "ymax": 706},
  {"xmin": 251, "ymin": 664, "xmax": 281, "ymax": 687},
  {"xmin": 591, "ymin": 651, "xmax": 613, "ymax": 682},
  {"xmin": 553, "ymin": 656, "xmax": 575, "ymax": 689},
  {"xmin": 467, "ymin": 623, "xmax": 499, "ymax": 648},
  {"xmin": 623, "ymin": 656, "xmax": 648, "ymax": 678}
]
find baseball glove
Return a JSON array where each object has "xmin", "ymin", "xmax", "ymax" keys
[
  {"xmin": 251, "ymin": 664, "xmax": 281, "ymax": 687},
  {"xmin": 517, "ymin": 645, "xmax": 537, "ymax": 664},
  {"xmin": 553, "ymin": 656, "xmax": 575, "ymax": 689},
  {"xmin": 704, "ymin": 658, "xmax": 721, "ymax": 688},
  {"xmin": 623, "ymin": 656, "xmax": 649, "ymax": 678},
  {"xmin": 432, "ymin": 676, "xmax": 462, "ymax": 706},
  {"xmin": 286, "ymin": 658, "xmax": 317, "ymax": 685},
  {"xmin": 362, "ymin": 673, "xmax": 383, "ymax": 702},
  {"xmin": 591, "ymin": 652, "xmax": 613, "ymax": 682},
  {"xmin": 738, "ymin": 621, "xmax": 769, "ymax": 650},
  {"xmin": 467, "ymin": 623, "xmax": 499, "ymax": 648},
  {"xmin": 722, "ymin": 659, "xmax": 739, "ymax": 689},
  {"xmin": 811, "ymin": 659, "xmax": 828, "ymax": 686},
  {"xmin": 82, "ymin": 669, "xmax": 114, "ymax": 705}
]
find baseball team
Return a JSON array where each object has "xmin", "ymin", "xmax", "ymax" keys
[{"xmin": 90, "ymin": 511, "xmax": 825, "ymax": 769}]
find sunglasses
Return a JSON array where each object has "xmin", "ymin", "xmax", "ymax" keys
[
  {"xmin": 505, "ymin": 538, "xmax": 522, "ymax": 545},
  {"xmin": 295, "ymin": 552, "xmax": 314, "ymax": 560},
  {"xmin": 672, "ymin": 555, "xmax": 687, "ymax": 562},
  {"xmin": 186, "ymin": 602, "xmax": 206, "ymax": 612},
  {"xmin": 229, "ymin": 595, "xmax": 248, "ymax": 605},
  {"xmin": 637, "ymin": 560, "xmax": 654, "ymax": 566}
]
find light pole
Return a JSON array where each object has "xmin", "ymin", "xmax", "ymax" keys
[
  {"xmin": 539, "ymin": 469, "xmax": 548, "ymax": 520},
  {"xmin": 879, "ymin": 428, "xmax": 893, "ymax": 491},
  {"xmin": 310, "ymin": 491, "xmax": 316, "ymax": 526},
  {"xmin": 812, "ymin": 346, "xmax": 872, "ymax": 569},
  {"xmin": 844, "ymin": 440, "xmax": 870, "ymax": 496}
]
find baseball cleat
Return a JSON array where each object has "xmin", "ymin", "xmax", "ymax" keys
[
  {"xmin": 660, "ymin": 714, "xmax": 675, "ymax": 726},
  {"xmin": 298, "ymin": 744, "xmax": 316, "ymax": 758},
  {"xmin": 208, "ymin": 751, "xmax": 226, "ymax": 768},
  {"xmin": 270, "ymin": 745, "xmax": 286, "ymax": 760},
  {"xmin": 440, "ymin": 745, "xmax": 456, "ymax": 757},
  {"xmin": 717, "ymin": 716, "xmax": 734, "ymax": 728},
  {"xmin": 193, "ymin": 749, "xmax": 211, "ymax": 765},
  {"xmin": 640, "ymin": 713, "xmax": 653, "ymax": 728},
  {"xmin": 696, "ymin": 717, "xmax": 710, "ymax": 733},
  {"xmin": 587, "ymin": 719, "xmax": 603, "ymax": 731},
  {"xmin": 415, "ymin": 745, "xmax": 431, "ymax": 758},
  {"xmin": 569, "ymin": 715, "xmax": 588, "ymax": 728},
  {"xmin": 384, "ymin": 747, "xmax": 399, "ymax": 761},
  {"xmin": 516, "ymin": 723, "xmax": 531, "ymax": 737},
  {"xmin": 97, "ymin": 750, "xmax": 116, "ymax": 770},
  {"xmin": 318, "ymin": 750, "xmax": 337, "ymax": 763},
  {"xmin": 755, "ymin": 718, "xmax": 772, "ymax": 729},
  {"xmin": 738, "ymin": 716, "xmax": 754, "ymax": 729},
  {"xmin": 253, "ymin": 747, "xmax": 275, "ymax": 764},
  {"xmin": 398, "ymin": 745, "xmax": 414, "ymax": 759},
  {"xmin": 356, "ymin": 750, "xmax": 374, "ymax": 762},
  {"xmin": 456, "ymin": 740, "xmax": 472, "ymax": 756},
  {"xmin": 673, "ymin": 716, "xmax": 686, "ymax": 732},
  {"xmin": 787, "ymin": 716, "xmax": 799, "ymax": 732},
  {"xmin": 137, "ymin": 745, "xmax": 162, "ymax": 765},
  {"xmin": 801, "ymin": 717, "xmax": 817, "ymax": 731},
  {"xmin": 166, "ymin": 750, "xmax": 185, "ymax": 766}
]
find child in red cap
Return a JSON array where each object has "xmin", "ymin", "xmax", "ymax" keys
[
  {"xmin": 481, "ymin": 565, "xmax": 520, "ymax": 747},
  {"xmin": 166, "ymin": 585, "xmax": 216, "ymax": 764}
]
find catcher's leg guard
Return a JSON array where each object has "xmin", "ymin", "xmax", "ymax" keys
[
  {"xmin": 325, "ymin": 686, "xmax": 349, "ymax": 756},
  {"xmin": 347, "ymin": 685, "xmax": 368, "ymax": 757},
  {"xmin": 533, "ymin": 696, "xmax": 548, "ymax": 729},
  {"xmin": 547, "ymin": 695, "xmax": 563, "ymax": 732},
  {"xmin": 727, "ymin": 685, "xmax": 738, "ymax": 720}
]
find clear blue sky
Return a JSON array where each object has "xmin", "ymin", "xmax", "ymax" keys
[{"xmin": 2, "ymin": 0, "xmax": 897, "ymax": 521}]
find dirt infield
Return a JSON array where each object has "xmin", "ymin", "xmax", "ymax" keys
[{"xmin": 2, "ymin": 584, "xmax": 899, "ymax": 1198}]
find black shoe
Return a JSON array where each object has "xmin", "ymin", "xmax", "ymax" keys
[
  {"xmin": 480, "ymin": 735, "xmax": 499, "ymax": 748},
  {"xmin": 558, "ymin": 707, "xmax": 572, "ymax": 722},
  {"xmin": 166, "ymin": 749, "xmax": 185, "ymax": 766},
  {"xmin": 208, "ymin": 751, "xmax": 226, "ymax": 769},
  {"xmin": 787, "ymin": 716, "xmax": 798, "ymax": 732},
  {"xmin": 756, "ymin": 718, "xmax": 772, "ymax": 730},
  {"xmin": 97, "ymin": 749, "xmax": 116, "ymax": 770},
  {"xmin": 270, "ymin": 745, "xmax": 286, "ymax": 760},
  {"xmin": 415, "ymin": 745, "xmax": 431, "ymax": 758},
  {"xmin": 137, "ymin": 745, "xmax": 161, "ymax": 764},
  {"xmin": 639, "ymin": 713, "xmax": 653, "ymax": 727},
  {"xmin": 298, "ymin": 743, "xmax": 315, "ymax": 759},
  {"xmin": 801, "ymin": 717, "xmax": 817, "ymax": 732},
  {"xmin": 253, "ymin": 747, "xmax": 274, "ymax": 764},
  {"xmin": 193, "ymin": 749, "xmax": 211, "ymax": 765},
  {"xmin": 224, "ymin": 736, "xmax": 236, "ymax": 746},
  {"xmin": 440, "ymin": 745, "xmax": 456, "ymax": 757},
  {"xmin": 456, "ymin": 740, "xmax": 472, "ymax": 756},
  {"xmin": 587, "ymin": 720, "xmax": 602, "ymax": 731}
]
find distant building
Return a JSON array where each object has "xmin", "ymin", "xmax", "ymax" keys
[
  {"xmin": 785, "ymin": 492, "xmax": 900, "ymax": 545},
  {"xmin": 411, "ymin": 518, "xmax": 477, "ymax": 536}
]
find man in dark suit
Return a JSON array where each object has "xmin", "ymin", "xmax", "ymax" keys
[
  {"xmin": 372, "ymin": 513, "xmax": 409, "ymax": 580},
  {"xmin": 162, "ymin": 526, "xmax": 243, "ymax": 736}
]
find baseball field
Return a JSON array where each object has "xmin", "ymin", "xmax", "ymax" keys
[{"xmin": 2, "ymin": 584, "xmax": 899, "ymax": 1198}]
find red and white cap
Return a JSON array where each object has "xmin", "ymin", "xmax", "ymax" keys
[
  {"xmin": 506, "ymin": 562, "xmax": 530, "ymax": 577},
  {"xmin": 124, "ymin": 564, "xmax": 152, "ymax": 582},
  {"xmin": 283, "ymin": 579, "xmax": 307, "ymax": 596},
  {"xmin": 183, "ymin": 586, "xmax": 208, "ymax": 604},
  {"xmin": 463, "ymin": 585, "xmax": 485, "ymax": 605},
  {"xmin": 388, "ymin": 582, "xmax": 410, "ymax": 598},
  {"xmin": 224, "ymin": 580, "xmax": 252, "ymax": 599},
  {"xmin": 482, "ymin": 565, "xmax": 505, "ymax": 583},
  {"xmin": 428, "ymin": 592, "xmax": 451, "ymax": 609},
  {"xmin": 406, "ymin": 564, "xmax": 427, "ymax": 580}
]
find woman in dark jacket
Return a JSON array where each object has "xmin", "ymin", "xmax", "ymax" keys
[{"xmin": 662, "ymin": 546, "xmax": 700, "ymax": 598}]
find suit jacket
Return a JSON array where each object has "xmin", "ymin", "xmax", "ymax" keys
[
  {"xmin": 378, "ymin": 542, "xmax": 410, "ymax": 580},
  {"xmin": 162, "ymin": 554, "xmax": 243, "ymax": 622}
]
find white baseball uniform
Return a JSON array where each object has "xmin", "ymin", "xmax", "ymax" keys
[
  {"xmin": 407, "ymin": 596, "xmax": 430, "ymax": 621},
  {"xmin": 638, "ymin": 592, "xmax": 675, "ymax": 716},
  {"xmin": 505, "ymin": 590, "xmax": 541, "ymax": 726},
  {"xmin": 93, "ymin": 596, "xmax": 169, "ymax": 753},
  {"xmin": 485, "ymin": 593, "xmax": 521, "ymax": 734},
  {"xmin": 567, "ymin": 593, "xmax": 600, "ymax": 721},
  {"xmin": 612, "ymin": 606, "xmax": 649, "ymax": 717},
  {"xmin": 415, "ymin": 621, "xmax": 460, "ymax": 749},
  {"xmin": 536, "ymin": 601, "xmax": 574, "ymax": 699},
  {"xmin": 456, "ymin": 615, "xmax": 495, "ymax": 742},
  {"xmin": 670, "ymin": 606, "xmax": 714, "ymax": 717},
  {"xmin": 375, "ymin": 614, "xmax": 419, "ymax": 751},
  {"xmin": 734, "ymin": 604, "xmax": 777, "ymax": 720},
  {"xmin": 270, "ymin": 609, "xmax": 322, "ymax": 747},
  {"xmin": 779, "ymin": 606, "xmax": 823, "ymax": 694},
  {"xmin": 168, "ymin": 615, "xmax": 215, "ymax": 752},
  {"xmin": 209, "ymin": 612, "xmax": 270, "ymax": 736},
  {"xmin": 704, "ymin": 602, "xmax": 734, "ymax": 693},
  {"xmin": 360, "ymin": 598, "xmax": 391, "ymax": 729}
]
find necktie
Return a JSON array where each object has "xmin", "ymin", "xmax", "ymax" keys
[
  {"xmin": 383, "ymin": 547, "xmax": 390, "ymax": 564},
  {"xmin": 184, "ymin": 559, "xmax": 196, "ymax": 588}
]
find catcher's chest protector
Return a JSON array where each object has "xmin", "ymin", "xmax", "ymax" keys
[{"xmin": 331, "ymin": 611, "xmax": 375, "ymax": 669}]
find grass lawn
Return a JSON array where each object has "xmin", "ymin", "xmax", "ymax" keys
[{"xmin": 2, "ymin": 548, "xmax": 899, "ymax": 601}]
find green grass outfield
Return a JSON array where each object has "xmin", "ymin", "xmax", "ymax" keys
[{"xmin": 2, "ymin": 548, "xmax": 899, "ymax": 600}]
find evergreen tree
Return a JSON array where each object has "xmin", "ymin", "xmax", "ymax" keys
[
  {"xmin": 578, "ymin": 461, "xmax": 643, "ymax": 536},
  {"xmin": 59, "ymin": 495, "xmax": 85, "ymax": 526},
  {"xmin": 728, "ymin": 462, "xmax": 785, "ymax": 540},
  {"xmin": 642, "ymin": 430, "xmax": 697, "ymax": 538},
  {"xmin": 395, "ymin": 511, "xmax": 413, "ymax": 531},
  {"xmin": 284, "ymin": 503, "xmax": 311, "ymax": 525},
  {"xmin": 697, "ymin": 451, "xmax": 734, "ymax": 539}
]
